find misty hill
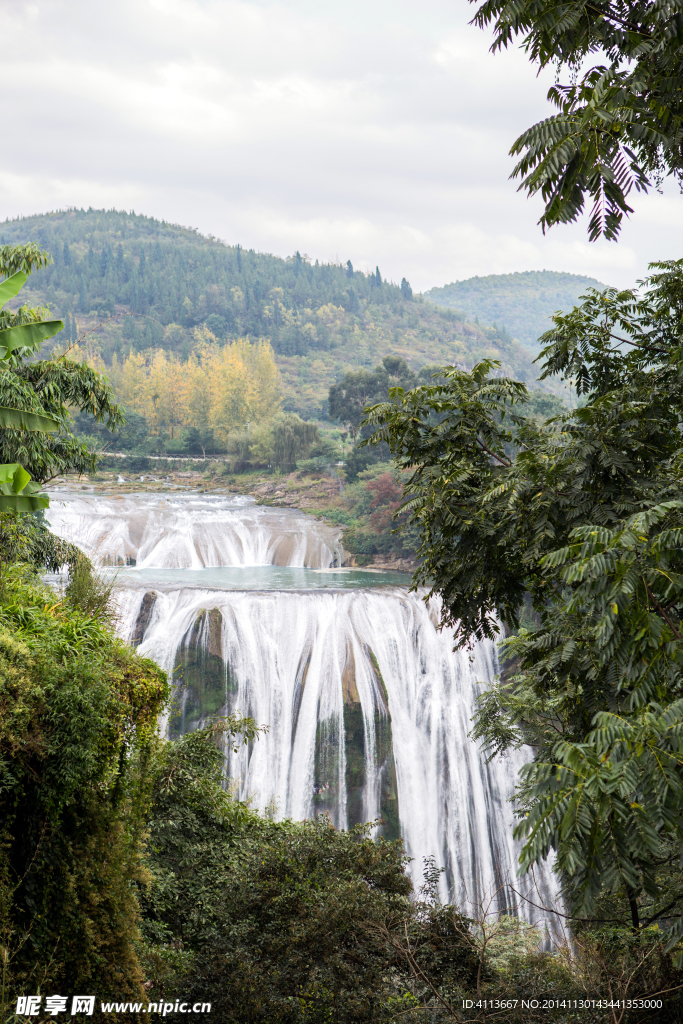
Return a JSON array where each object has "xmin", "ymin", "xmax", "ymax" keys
[
  {"xmin": 0, "ymin": 209, "xmax": 543, "ymax": 417},
  {"xmin": 424, "ymin": 270, "xmax": 607, "ymax": 353}
]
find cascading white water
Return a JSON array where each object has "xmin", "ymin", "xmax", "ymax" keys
[
  {"xmin": 52, "ymin": 490, "xmax": 560, "ymax": 931},
  {"xmin": 118, "ymin": 584, "xmax": 559, "ymax": 927},
  {"xmin": 46, "ymin": 492, "xmax": 344, "ymax": 569}
]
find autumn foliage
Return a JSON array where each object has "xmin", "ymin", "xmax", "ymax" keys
[{"xmin": 81, "ymin": 329, "xmax": 281, "ymax": 440}]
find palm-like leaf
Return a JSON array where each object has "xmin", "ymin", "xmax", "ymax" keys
[
  {"xmin": 0, "ymin": 270, "xmax": 28, "ymax": 307},
  {"xmin": 0, "ymin": 406, "xmax": 58, "ymax": 432},
  {"xmin": 0, "ymin": 319, "xmax": 64, "ymax": 358},
  {"xmin": 0, "ymin": 463, "xmax": 48, "ymax": 512},
  {"xmin": 471, "ymin": 0, "xmax": 683, "ymax": 238}
]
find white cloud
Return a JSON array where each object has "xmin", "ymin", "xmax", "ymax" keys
[{"xmin": 1, "ymin": 0, "xmax": 680, "ymax": 292}]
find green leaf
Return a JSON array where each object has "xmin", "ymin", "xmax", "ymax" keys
[
  {"xmin": 0, "ymin": 406, "xmax": 59, "ymax": 432},
  {"xmin": 0, "ymin": 463, "xmax": 31, "ymax": 492},
  {"xmin": 0, "ymin": 463, "xmax": 49, "ymax": 509},
  {"xmin": 0, "ymin": 270, "xmax": 28, "ymax": 307},
  {"xmin": 0, "ymin": 463, "xmax": 23, "ymax": 485},
  {"xmin": 11, "ymin": 465, "xmax": 29, "ymax": 493},
  {"xmin": 0, "ymin": 319, "xmax": 64, "ymax": 358},
  {"xmin": 0, "ymin": 492, "xmax": 50, "ymax": 511}
]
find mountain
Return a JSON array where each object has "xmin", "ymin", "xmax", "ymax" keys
[
  {"xmin": 0, "ymin": 209, "xmax": 544, "ymax": 417},
  {"xmin": 424, "ymin": 270, "xmax": 607, "ymax": 354}
]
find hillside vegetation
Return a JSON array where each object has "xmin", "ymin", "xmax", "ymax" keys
[
  {"xmin": 0, "ymin": 209, "xmax": 540, "ymax": 417},
  {"xmin": 425, "ymin": 270, "xmax": 607, "ymax": 352}
]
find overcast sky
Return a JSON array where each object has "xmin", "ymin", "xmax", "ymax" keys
[{"xmin": 2, "ymin": 0, "xmax": 681, "ymax": 291}]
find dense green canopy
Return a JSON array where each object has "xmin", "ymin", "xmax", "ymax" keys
[
  {"xmin": 365, "ymin": 259, "xmax": 683, "ymax": 939},
  {"xmin": 471, "ymin": 0, "xmax": 683, "ymax": 239}
]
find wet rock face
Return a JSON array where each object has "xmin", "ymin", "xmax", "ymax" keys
[
  {"xmin": 169, "ymin": 607, "xmax": 233, "ymax": 739},
  {"xmin": 338, "ymin": 643, "xmax": 400, "ymax": 840},
  {"xmin": 131, "ymin": 591, "xmax": 157, "ymax": 646}
]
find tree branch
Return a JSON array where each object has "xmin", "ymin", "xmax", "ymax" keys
[
  {"xmin": 477, "ymin": 433, "xmax": 511, "ymax": 467},
  {"xmin": 607, "ymin": 332, "xmax": 668, "ymax": 356},
  {"xmin": 644, "ymin": 580, "xmax": 682, "ymax": 640}
]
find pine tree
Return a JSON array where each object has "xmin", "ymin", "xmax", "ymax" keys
[{"xmin": 100, "ymin": 245, "xmax": 110, "ymax": 278}]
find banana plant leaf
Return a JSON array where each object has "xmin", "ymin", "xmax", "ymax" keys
[
  {"xmin": 0, "ymin": 491, "xmax": 50, "ymax": 512},
  {"xmin": 0, "ymin": 463, "xmax": 31, "ymax": 492},
  {"xmin": 0, "ymin": 319, "xmax": 64, "ymax": 359},
  {"xmin": 0, "ymin": 270, "xmax": 29, "ymax": 307},
  {"xmin": 0, "ymin": 406, "xmax": 59, "ymax": 432},
  {"xmin": 0, "ymin": 463, "xmax": 49, "ymax": 511}
]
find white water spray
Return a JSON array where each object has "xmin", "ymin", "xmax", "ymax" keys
[
  {"xmin": 46, "ymin": 492, "xmax": 344, "ymax": 569},
  {"xmin": 52, "ymin": 491, "xmax": 560, "ymax": 929},
  {"xmin": 119, "ymin": 583, "xmax": 558, "ymax": 925}
]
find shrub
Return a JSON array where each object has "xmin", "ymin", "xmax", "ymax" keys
[{"xmin": 0, "ymin": 564, "xmax": 168, "ymax": 1002}]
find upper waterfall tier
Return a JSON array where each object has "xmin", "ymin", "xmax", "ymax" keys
[{"xmin": 46, "ymin": 492, "xmax": 345, "ymax": 569}]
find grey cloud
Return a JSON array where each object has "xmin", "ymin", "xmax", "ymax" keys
[{"xmin": 2, "ymin": 0, "xmax": 679, "ymax": 291}]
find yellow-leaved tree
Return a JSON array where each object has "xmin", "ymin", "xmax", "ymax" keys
[{"xmin": 104, "ymin": 333, "xmax": 281, "ymax": 439}]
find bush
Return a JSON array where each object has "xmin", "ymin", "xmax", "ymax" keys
[
  {"xmin": 0, "ymin": 564, "xmax": 168, "ymax": 1002},
  {"xmin": 249, "ymin": 413, "xmax": 320, "ymax": 471}
]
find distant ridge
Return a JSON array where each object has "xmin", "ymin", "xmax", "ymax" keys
[
  {"xmin": 0, "ymin": 208, "xmax": 546, "ymax": 415},
  {"xmin": 424, "ymin": 270, "xmax": 607, "ymax": 352}
]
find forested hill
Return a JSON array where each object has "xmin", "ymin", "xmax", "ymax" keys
[
  {"xmin": 425, "ymin": 270, "xmax": 607, "ymax": 353},
  {"xmin": 0, "ymin": 209, "xmax": 541, "ymax": 417}
]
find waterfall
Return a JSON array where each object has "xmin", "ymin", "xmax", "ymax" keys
[
  {"xmin": 46, "ymin": 492, "xmax": 344, "ymax": 569},
  {"xmin": 50, "ymin": 491, "xmax": 560, "ymax": 931},
  {"xmin": 119, "ymin": 584, "xmax": 558, "ymax": 926}
]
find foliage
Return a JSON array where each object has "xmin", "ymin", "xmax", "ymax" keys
[
  {"xmin": 330, "ymin": 356, "xmax": 419, "ymax": 435},
  {"xmin": 339, "ymin": 469, "xmax": 419, "ymax": 563},
  {"xmin": 247, "ymin": 413, "xmax": 319, "ymax": 471},
  {"xmin": 364, "ymin": 260, "xmax": 683, "ymax": 941},
  {"xmin": 471, "ymin": 0, "xmax": 683, "ymax": 239},
  {"xmin": 139, "ymin": 725, "xmax": 477, "ymax": 1024},
  {"xmin": 138, "ymin": 733, "xmax": 683, "ymax": 1021},
  {"xmin": 92, "ymin": 336, "xmax": 281, "ymax": 442},
  {"xmin": 0, "ymin": 563, "xmax": 168, "ymax": 1003},
  {"xmin": 0, "ymin": 209, "xmax": 540, "ymax": 418},
  {"xmin": 0, "ymin": 357, "xmax": 123, "ymax": 483},
  {"xmin": 0, "ymin": 243, "xmax": 124, "ymax": 489},
  {"xmin": 0, "ymin": 249, "xmax": 62, "ymax": 510},
  {"xmin": 0, "ymin": 509, "xmax": 81, "ymax": 574},
  {"xmin": 329, "ymin": 357, "xmax": 445, "ymax": 482},
  {"xmin": 425, "ymin": 270, "xmax": 605, "ymax": 351}
]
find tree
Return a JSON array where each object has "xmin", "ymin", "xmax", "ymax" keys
[
  {"xmin": 0, "ymin": 247, "xmax": 64, "ymax": 508},
  {"xmin": 471, "ymin": 0, "xmax": 683, "ymax": 239},
  {"xmin": 329, "ymin": 357, "xmax": 416, "ymax": 436},
  {"xmin": 0, "ymin": 245, "xmax": 124, "ymax": 486},
  {"xmin": 364, "ymin": 260, "xmax": 683, "ymax": 941}
]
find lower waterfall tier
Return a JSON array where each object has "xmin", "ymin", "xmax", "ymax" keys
[{"xmin": 119, "ymin": 583, "xmax": 559, "ymax": 930}]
